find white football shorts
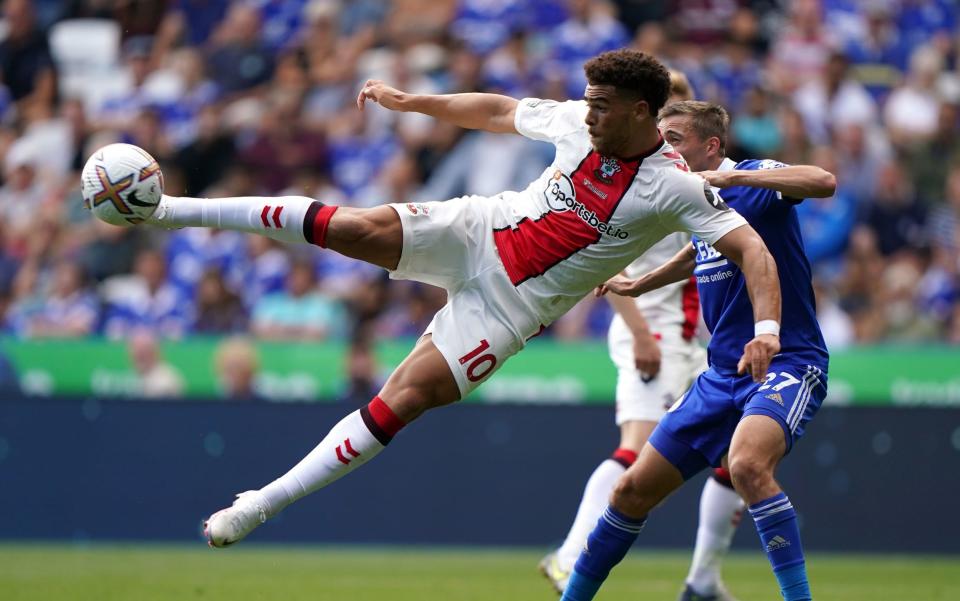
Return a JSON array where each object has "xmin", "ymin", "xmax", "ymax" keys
[
  {"xmin": 389, "ymin": 197, "xmax": 544, "ymax": 398},
  {"xmin": 608, "ymin": 315, "xmax": 707, "ymax": 425}
]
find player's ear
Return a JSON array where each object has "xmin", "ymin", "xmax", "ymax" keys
[
  {"xmin": 707, "ymin": 136, "xmax": 722, "ymax": 157},
  {"xmin": 633, "ymin": 99, "xmax": 651, "ymax": 120}
]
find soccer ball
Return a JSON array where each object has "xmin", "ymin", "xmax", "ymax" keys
[{"xmin": 81, "ymin": 143, "xmax": 164, "ymax": 226}]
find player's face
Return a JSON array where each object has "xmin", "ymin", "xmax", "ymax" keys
[
  {"xmin": 584, "ymin": 85, "xmax": 643, "ymax": 157},
  {"xmin": 659, "ymin": 115, "xmax": 712, "ymax": 172}
]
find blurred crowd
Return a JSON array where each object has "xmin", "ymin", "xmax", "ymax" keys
[{"xmin": 0, "ymin": 0, "xmax": 958, "ymax": 374}]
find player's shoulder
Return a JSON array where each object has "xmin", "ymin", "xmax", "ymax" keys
[
  {"xmin": 652, "ymin": 156, "xmax": 705, "ymax": 195},
  {"xmin": 515, "ymin": 98, "xmax": 586, "ymax": 138},
  {"xmin": 736, "ymin": 158, "xmax": 788, "ymax": 171},
  {"xmin": 649, "ymin": 163, "xmax": 729, "ymax": 214},
  {"xmin": 518, "ymin": 97, "xmax": 586, "ymax": 118}
]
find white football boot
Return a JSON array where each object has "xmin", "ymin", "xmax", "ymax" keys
[
  {"xmin": 204, "ymin": 490, "xmax": 269, "ymax": 548},
  {"xmin": 146, "ymin": 195, "xmax": 181, "ymax": 228},
  {"xmin": 538, "ymin": 551, "xmax": 571, "ymax": 594}
]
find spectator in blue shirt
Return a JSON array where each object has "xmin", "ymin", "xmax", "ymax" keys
[
  {"xmin": 8, "ymin": 259, "xmax": 99, "ymax": 338},
  {"xmin": 252, "ymin": 259, "xmax": 345, "ymax": 341},
  {"xmin": 549, "ymin": 0, "xmax": 629, "ymax": 100},
  {"xmin": 102, "ymin": 249, "xmax": 192, "ymax": 339},
  {"xmin": 796, "ymin": 147, "xmax": 857, "ymax": 266}
]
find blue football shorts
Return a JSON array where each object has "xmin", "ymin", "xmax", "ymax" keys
[{"xmin": 649, "ymin": 360, "xmax": 828, "ymax": 480}]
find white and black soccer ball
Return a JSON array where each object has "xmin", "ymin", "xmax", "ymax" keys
[{"xmin": 81, "ymin": 143, "xmax": 164, "ymax": 226}]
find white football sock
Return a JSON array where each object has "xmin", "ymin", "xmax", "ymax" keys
[
  {"xmin": 685, "ymin": 476, "xmax": 745, "ymax": 594},
  {"xmin": 150, "ymin": 194, "xmax": 317, "ymax": 245},
  {"xmin": 556, "ymin": 459, "xmax": 627, "ymax": 568},
  {"xmin": 257, "ymin": 409, "xmax": 385, "ymax": 517}
]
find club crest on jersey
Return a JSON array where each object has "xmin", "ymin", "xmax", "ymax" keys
[{"xmin": 594, "ymin": 157, "xmax": 621, "ymax": 184}]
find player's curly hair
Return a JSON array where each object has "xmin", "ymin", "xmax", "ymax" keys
[
  {"xmin": 659, "ymin": 100, "xmax": 730, "ymax": 156},
  {"xmin": 584, "ymin": 49, "xmax": 671, "ymax": 117}
]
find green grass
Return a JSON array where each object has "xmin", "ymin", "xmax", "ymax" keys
[{"xmin": 0, "ymin": 544, "xmax": 957, "ymax": 601}]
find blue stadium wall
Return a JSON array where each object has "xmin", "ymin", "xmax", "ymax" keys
[{"xmin": 1, "ymin": 397, "xmax": 958, "ymax": 553}]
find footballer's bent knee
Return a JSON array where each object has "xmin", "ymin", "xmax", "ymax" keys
[
  {"xmin": 610, "ymin": 473, "xmax": 657, "ymax": 518},
  {"xmin": 728, "ymin": 453, "xmax": 776, "ymax": 498}
]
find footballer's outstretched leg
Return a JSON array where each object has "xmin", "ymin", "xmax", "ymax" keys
[
  {"xmin": 149, "ymin": 194, "xmax": 404, "ymax": 270},
  {"xmin": 204, "ymin": 332, "xmax": 461, "ymax": 547}
]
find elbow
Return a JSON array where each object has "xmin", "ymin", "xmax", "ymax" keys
[{"xmin": 815, "ymin": 169, "xmax": 837, "ymax": 198}]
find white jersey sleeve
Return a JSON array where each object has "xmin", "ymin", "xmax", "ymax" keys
[
  {"xmin": 657, "ymin": 170, "xmax": 747, "ymax": 245},
  {"xmin": 514, "ymin": 98, "xmax": 586, "ymax": 144}
]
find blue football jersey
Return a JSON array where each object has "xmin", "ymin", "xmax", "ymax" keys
[{"xmin": 692, "ymin": 159, "xmax": 829, "ymax": 374}]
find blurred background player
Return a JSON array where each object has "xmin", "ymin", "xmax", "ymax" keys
[
  {"xmin": 561, "ymin": 100, "xmax": 834, "ymax": 601},
  {"xmin": 133, "ymin": 49, "xmax": 783, "ymax": 548}
]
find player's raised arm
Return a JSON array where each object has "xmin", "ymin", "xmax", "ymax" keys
[
  {"xmin": 596, "ymin": 245, "xmax": 696, "ymax": 297},
  {"xmin": 711, "ymin": 225, "xmax": 781, "ymax": 381},
  {"xmin": 357, "ymin": 79, "xmax": 519, "ymax": 134},
  {"xmin": 697, "ymin": 164, "xmax": 837, "ymax": 199}
]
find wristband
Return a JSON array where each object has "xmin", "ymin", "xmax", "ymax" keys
[{"xmin": 755, "ymin": 320, "xmax": 780, "ymax": 337}]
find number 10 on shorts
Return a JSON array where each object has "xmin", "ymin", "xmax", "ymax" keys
[{"xmin": 459, "ymin": 339, "xmax": 498, "ymax": 382}]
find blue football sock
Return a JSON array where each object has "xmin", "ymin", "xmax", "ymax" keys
[
  {"xmin": 560, "ymin": 505, "xmax": 646, "ymax": 601},
  {"xmin": 749, "ymin": 492, "xmax": 812, "ymax": 601}
]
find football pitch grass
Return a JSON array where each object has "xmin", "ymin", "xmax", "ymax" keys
[{"xmin": 1, "ymin": 544, "xmax": 957, "ymax": 601}]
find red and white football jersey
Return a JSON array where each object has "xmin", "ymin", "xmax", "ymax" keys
[
  {"xmin": 483, "ymin": 98, "xmax": 745, "ymax": 326},
  {"xmin": 621, "ymin": 233, "xmax": 700, "ymax": 339}
]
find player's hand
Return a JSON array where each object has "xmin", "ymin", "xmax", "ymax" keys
[
  {"xmin": 595, "ymin": 274, "xmax": 641, "ymax": 297},
  {"xmin": 357, "ymin": 79, "xmax": 406, "ymax": 112},
  {"xmin": 633, "ymin": 331, "xmax": 662, "ymax": 381},
  {"xmin": 737, "ymin": 334, "xmax": 780, "ymax": 382},
  {"xmin": 696, "ymin": 170, "xmax": 738, "ymax": 188}
]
